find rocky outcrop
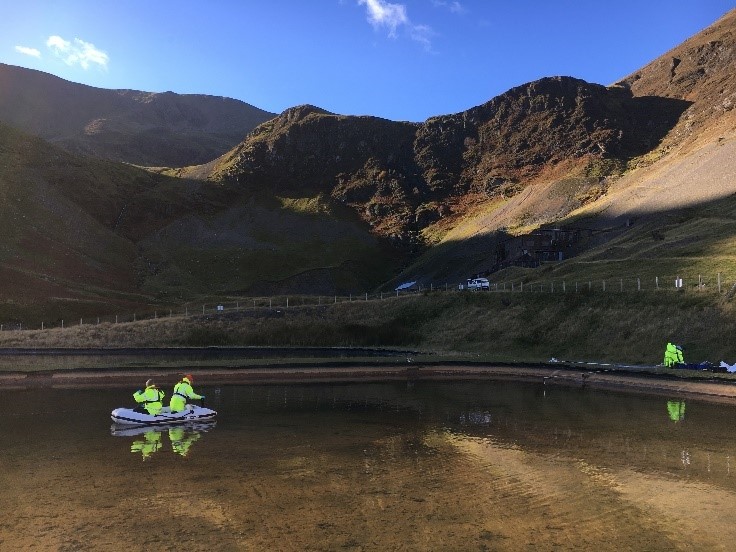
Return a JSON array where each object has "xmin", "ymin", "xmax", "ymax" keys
[
  {"xmin": 204, "ymin": 78, "xmax": 689, "ymax": 240},
  {"xmin": 414, "ymin": 77, "xmax": 688, "ymax": 197},
  {"xmin": 615, "ymin": 9, "xmax": 736, "ymax": 147}
]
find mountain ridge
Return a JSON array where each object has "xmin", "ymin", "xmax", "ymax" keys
[
  {"xmin": 0, "ymin": 9, "xmax": 734, "ymax": 321},
  {"xmin": 0, "ymin": 62, "xmax": 276, "ymax": 166}
]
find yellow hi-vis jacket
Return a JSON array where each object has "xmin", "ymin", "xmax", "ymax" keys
[
  {"xmin": 664, "ymin": 343, "xmax": 678, "ymax": 367},
  {"xmin": 133, "ymin": 385, "xmax": 165, "ymax": 415},
  {"xmin": 169, "ymin": 378, "xmax": 202, "ymax": 413}
]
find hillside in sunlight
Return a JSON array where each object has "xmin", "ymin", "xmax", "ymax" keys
[
  {"xmin": 388, "ymin": 8, "xmax": 736, "ymax": 288},
  {"xmin": 168, "ymin": 11, "xmax": 736, "ymax": 291},
  {"xmin": 0, "ymin": 9, "xmax": 734, "ymax": 326}
]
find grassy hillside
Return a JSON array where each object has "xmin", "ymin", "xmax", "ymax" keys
[
  {"xmin": 0, "ymin": 62, "xmax": 276, "ymax": 166},
  {"xmin": 1, "ymin": 10, "xmax": 733, "ymax": 336},
  {"xmin": 0, "ymin": 123, "xmax": 405, "ymax": 322},
  {"xmin": 1, "ymin": 289, "xmax": 735, "ymax": 367},
  {"xmin": 137, "ymin": 192, "xmax": 402, "ymax": 298}
]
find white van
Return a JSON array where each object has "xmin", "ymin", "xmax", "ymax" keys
[{"xmin": 464, "ymin": 278, "xmax": 490, "ymax": 291}]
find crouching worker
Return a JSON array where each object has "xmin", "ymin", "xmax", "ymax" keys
[
  {"xmin": 663, "ymin": 342, "xmax": 677, "ymax": 367},
  {"xmin": 170, "ymin": 374, "xmax": 204, "ymax": 413},
  {"xmin": 133, "ymin": 379, "xmax": 165, "ymax": 415}
]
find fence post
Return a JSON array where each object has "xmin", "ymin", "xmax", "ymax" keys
[
  {"xmin": 718, "ymin": 273, "xmax": 722, "ymax": 293},
  {"xmin": 286, "ymin": 298, "xmax": 289, "ymax": 308},
  {"xmin": 41, "ymin": 322, "xmax": 44, "ymax": 330},
  {"xmin": 563, "ymin": 281, "xmax": 566, "ymax": 293},
  {"xmin": 365, "ymin": 292, "xmax": 368, "ymax": 301},
  {"xmin": 520, "ymin": 281, "xmax": 523, "ymax": 292},
  {"xmin": 637, "ymin": 278, "xmax": 641, "ymax": 291},
  {"xmin": 656, "ymin": 276, "xmax": 659, "ymax": 290},
  {"xmin": 603, "ymin": 280, "xmax": 606, "ymax": 292}
]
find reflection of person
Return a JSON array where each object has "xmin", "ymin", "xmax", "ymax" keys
[
  {"xmin": 131, "ymin": 430, "xmax": 163, "ymax": 460},
  {"xmin": 170, "ymin": 374, "xmax": 204, "ymax": 413},
  {"xmin": 133, "ymin": 379, "xmax": 165, "ymax": 415},
  {"xmin": 667, "ymin": 400, "xmax": 686, "ymax": 422},
  {"xmin": 169, "ymin": 426, "xmax": 202, "ymax": 457}
]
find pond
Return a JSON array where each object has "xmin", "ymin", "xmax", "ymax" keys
[{"xmin": 1, "ymin": 380, "xmax": 735, "ymax": 551}]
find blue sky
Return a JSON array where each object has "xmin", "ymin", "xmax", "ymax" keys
[{"xmin": 1, "ymin": 1, "xmax": 734, "ymax": 122}]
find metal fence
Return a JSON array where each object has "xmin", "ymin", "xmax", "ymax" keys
[{"xmin": 1, "ymin": 273, "xmax": 734, "ymax": 332}]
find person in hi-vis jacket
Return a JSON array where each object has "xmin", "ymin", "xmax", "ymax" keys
[{"xmin": 169, "ymin": 374, "xmax": 203, "ymax": 413}]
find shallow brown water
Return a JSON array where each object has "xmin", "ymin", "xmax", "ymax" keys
[{"xmin": 1, "ymin": 381, "xmax": 735, "ymax": 551}]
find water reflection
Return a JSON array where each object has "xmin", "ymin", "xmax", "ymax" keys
[
  {"xmin": 3, "ymin": 381, "xmax": 736, "ymax": 550},
  {"xmin": 130, "ymin": 429, "xmax": 162, "ymax": 460},
  {"xmin": 667, "ymin": 399, "xmax": 686, "ymax": 422},
  {"xmin": 111, "ymin": 422, "xmax": 216, "ymax": 460}
]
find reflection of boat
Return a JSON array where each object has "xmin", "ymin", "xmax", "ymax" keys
[
  {"xmin": 110, "ymin": 420, "xmax": 217, "ymax": 437},
  {"xmin": 110, "ymin": 404, "xmax": 217, "ymax": 426},
  {"xmin": 111, "ymin": 420, "xmax": 216, "ymax": 460}
]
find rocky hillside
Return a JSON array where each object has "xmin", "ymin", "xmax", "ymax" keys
[
  {"xmin": 0, "ymin": 63, "xmax": 275, "ymax": 167},
  {"xmin": 189, "ymin": 77, "xmax": 688, "ymax": 244},
  {"xmin": 615, "ymin": 8, "xmax": 735, "ymax": 151},
  {"xmin": 1, "ymin": 8, "xmax": 734, "ymax": 321}
]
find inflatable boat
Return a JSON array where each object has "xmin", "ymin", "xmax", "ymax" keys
[{"xmin": 111, "ymin": 404, "xmax": 217, "ymax": 426}]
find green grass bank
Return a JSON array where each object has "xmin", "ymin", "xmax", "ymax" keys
[{"xmin": 1, "ymin": 290, "xmax": 734, "ymax": 367}]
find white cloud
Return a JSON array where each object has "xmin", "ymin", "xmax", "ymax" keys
[
  {"xmin": 46, "ymin": 35, "xmax": 109, "ymax": 70},
  {"xmin": 358, "ymin": 0, "xmax": 408, "ymax": 37},
  {"xmin": 431, "ymin": 0, "xmax": 467, "ymax": 14},
  {"xmin": 409, "ymin": 25, "xmax": 435, "ymax": 52},
  {"xmin": 357, "ymin": 0, "xmax": 434, "ymax": 49},
  {"xmin": 15, "ymin": 45, "xmax": 41, "ymax": 58}
]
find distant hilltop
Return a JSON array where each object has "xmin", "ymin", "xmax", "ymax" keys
[{"xmin": 0, "ymin": 62, "xmax": 275, "ymax": 167}]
